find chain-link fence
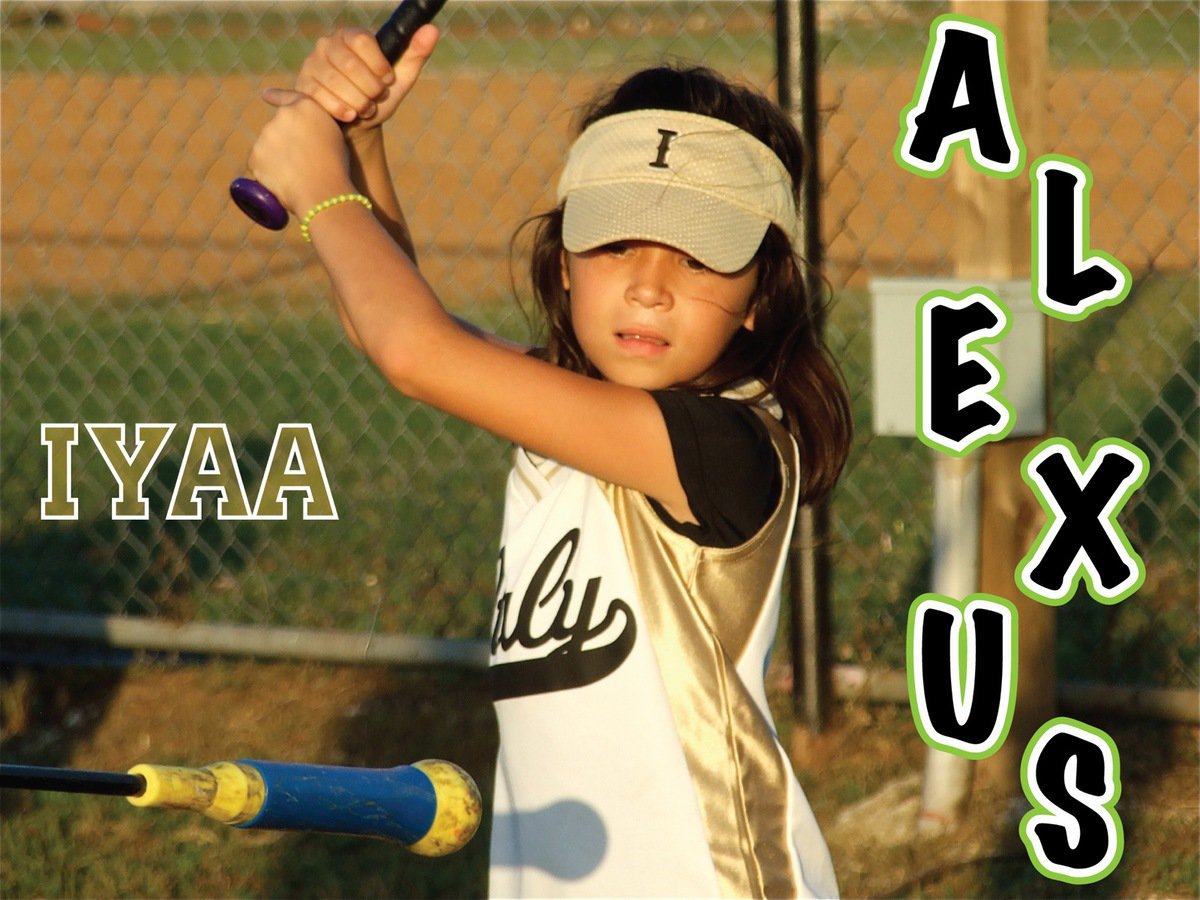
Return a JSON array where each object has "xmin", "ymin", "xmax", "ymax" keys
[
  {"xmin": 2, "ymin": 2, "xmax": 1195, "ymax": 691},
  {"xmin": 816, "ymin": 0, "xmax": 1197, "ymax": 693}
]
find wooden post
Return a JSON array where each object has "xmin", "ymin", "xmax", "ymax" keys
[{"xmin": 949, "ymin": 0, "xmax": 1055, "ymax": 799}]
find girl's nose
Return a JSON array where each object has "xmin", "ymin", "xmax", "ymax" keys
[{"xmin": 625, "ymin": 251, "xmax": 674, "ymax": 310}]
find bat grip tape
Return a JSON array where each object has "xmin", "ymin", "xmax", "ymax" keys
[{"xmin": 238, "ymin": 760, "xmax": 437, "ymax": 845}]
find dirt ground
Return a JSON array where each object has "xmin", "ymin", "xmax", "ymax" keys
[
  {"xmin": 2, "ymin": 660, "xmax": 1197, "ymax": 898},
  {"xmin": 2, "ymin": 65, "xmax": 1195, "ymax": 303}
]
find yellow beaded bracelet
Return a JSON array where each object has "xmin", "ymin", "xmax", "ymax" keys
[{"xmin": 299, "ymin": 193, "xmax": 373, "ymax": 242}]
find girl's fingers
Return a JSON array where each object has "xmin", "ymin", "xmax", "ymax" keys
[
  {"xmin": 261, "ymin": 87, "xmax": 306, "ymax": 108},
  {"xmin": 325, "ymin": 33, "xmax": 390, "ymax": 104},
  {"xmin": 298, "ymin": 28, "xmax": 391, "ymax": 122},
  {"xmin": 388, "ymin": 24, "xmax": 439, "ymax": 95},
  {"xmin": 302, "ymin": 82, "xmax": 366, "ymax": 124},
  {"xmin": 344, "ymin": 27, "xmax": 395, "ymax": 82},
  {"xmin": 303, "ymin": 68, "xmax": 377, "ymax": 122},
  {"xmin": 288, "ymin": 23, "xmax": 439, "ymax": 128}
]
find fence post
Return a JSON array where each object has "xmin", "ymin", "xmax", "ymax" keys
[{"xmin": 778, "ymin": 0, "xmax": 833, "ymax": 735}]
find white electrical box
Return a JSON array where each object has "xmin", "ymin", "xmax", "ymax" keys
[{"xmin": 869, "ymin": 278, "xmax": 1046, "ymax": 438}]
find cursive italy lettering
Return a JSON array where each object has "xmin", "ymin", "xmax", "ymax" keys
[{"xmin": 491, "ymin": 529, "xmax": 636, "ymax": 701}]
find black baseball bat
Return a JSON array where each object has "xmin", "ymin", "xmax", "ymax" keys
[
  {"xmin": 0, "ymin": 763, "xmax": 145, "ymax": 797},
  {"xmin": 230, "ymin": 0, "xmax": 447, "ymax": 231}
]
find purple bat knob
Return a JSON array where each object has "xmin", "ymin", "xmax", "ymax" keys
[{"xmin": 230, "ymin": 178, "xmax": 289, "ymax": 231}]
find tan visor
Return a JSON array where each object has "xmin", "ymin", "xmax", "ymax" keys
[{"xmin": 557, "ymin": 109, "xmax": 797, "ymax": 274}]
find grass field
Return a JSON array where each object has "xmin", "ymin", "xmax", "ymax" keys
[
  {"xmin": 3, "ymin": 2, "xmax": 780, "ymax": 75},
  {"xmin": 1, "ymin": 1, "xmax": 1195, "ymax": 75},
  {"xmin": 0, "ymin": 299, "xmax": 527, "ymax": 636},
  {"xmin": 1, "ymin": 660, "xmax": 1197, "ymax": 898}
]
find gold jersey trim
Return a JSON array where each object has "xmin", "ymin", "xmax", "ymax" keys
[{"xmin": 600, "ymin": 408, "xmax": 805, "ymax": 898}]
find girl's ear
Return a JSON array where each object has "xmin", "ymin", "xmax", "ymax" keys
[
  {"xmin": 742, "ymin": 304, "xmax": 756, "ymax": 332},
  {"xmin": 560, "ymin": 249, "xmax": 571, "ymax": 292}
]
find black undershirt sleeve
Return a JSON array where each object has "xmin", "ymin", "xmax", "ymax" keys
[{"xmin": 648, "ymin": 391, "xmax": 783, "ymax": 549}]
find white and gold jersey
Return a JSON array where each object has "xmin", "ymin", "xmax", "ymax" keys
[{"xmin": 487, "ymin": 393, "xmax": 838, "ymax": 899}]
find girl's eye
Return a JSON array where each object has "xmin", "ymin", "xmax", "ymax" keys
[
  {"xmin": 683, "ymin": 256, "xmax": 711, "ymax": 272},
  {"xmin": 602, "ymin": 242, "xmax": 629, "ymax": 256}
]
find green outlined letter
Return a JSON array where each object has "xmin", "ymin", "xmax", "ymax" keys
[
  {"xmin": 917, "ymin": 288, "xmax": 1014, "ymax": 457},
  {"xmin": 1032, "ymin": 155, "xmax": 1132, "ymax": 321},
  {"xmin": 906, "ymin": 592, "xmax": 1018, "ymax": 759},
  {"xmin": 1021, "ymin": 717, "xmax": 1124, "ymax": 884},
  {"xmin": 1017, "ymin": 438, "xmax": 1149, "ymax": 605},
  {"xmin": 895, "ymin": 15, "xmax": 1025, "ymax": 179}
]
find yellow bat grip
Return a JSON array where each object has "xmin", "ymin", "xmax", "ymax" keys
[{"xmin": 127, "ymin": 761, "xmax": 265, "ymax": 825}]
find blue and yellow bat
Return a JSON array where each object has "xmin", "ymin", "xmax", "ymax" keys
[{"xmin": 0, "ymin": 758, "xmax": 481, "ymax": 856}]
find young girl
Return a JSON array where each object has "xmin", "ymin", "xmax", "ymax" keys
[{"xmin": 249, "ymin": 24, "xmax": 851, "ymax": 899}]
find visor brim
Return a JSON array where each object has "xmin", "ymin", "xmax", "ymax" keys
[{"xmin": 561, "ymin": 182, "xmax": 769, "ymax": 274}]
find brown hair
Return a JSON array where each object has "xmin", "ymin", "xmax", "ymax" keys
[{"xmin": 521, "ymin": 65, "xmax": 853, "ymax": 504}]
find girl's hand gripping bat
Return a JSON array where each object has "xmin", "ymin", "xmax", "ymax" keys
[{"xmin": 230, "ymin": 0, "xmax": 446, "ymax": 231}]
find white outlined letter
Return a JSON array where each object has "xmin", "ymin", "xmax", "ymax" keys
[
  {"xmin": 1021, "ymin": 718, "xmax": 1123, "ymax": 884},
  {"xmin": 906, "ymin": 593, "xmax": 1018, "ymax": 759},
  {"xmin": 1032, "ymin": 155, "xmax": 1131, "ymax": 320},
  {"xmin": 895, "ymin": 15, "xmax": 1024, "ymax": 178},
  {"xmin": 166, "ymin": 424, "xmax": 253, "ymax": 520},
  {"xmin": 1017, "ymin": 438, "xmax": 1148, "ymax": 605},
  {"xmin": 86, "ymin": 423, "xmax": 175, "ymax": 520},
  {"xmin": 917, "ymin": 289, "xmax": 1013, "ymax": 456},
  {"xmin": 41, "ymin": 423, "xmax": 79, "ymax": 520},
  {"xmin": 253, "ymin": 423, "xmax": 339, "ymax": 520}
]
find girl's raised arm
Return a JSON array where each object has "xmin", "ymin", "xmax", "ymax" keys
[
  {"xmin": 295, "ymin": 26, "xmax": 422, "ymax": 259},
  {"xmin": 292, "ymin": 26, "xmax": 528, "ymax": 355},
  {"xmin": 307, "ymin": 204, "xmax": 694, "ymax": 523},
  {"xmin": 249, "ymin": 48, "xmax": 694, "ymax": 524}
]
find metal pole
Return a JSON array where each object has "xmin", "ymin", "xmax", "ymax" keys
[
  {"xmin": 780, "ymin": 0, "xmax": 832, "ymax": 732},
  {"xmin": 0, "ymin": 607, "xmax": 489, "ymax": 668}
]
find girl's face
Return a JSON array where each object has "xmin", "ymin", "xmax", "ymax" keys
[{"xmin": 562, "ymin": 240, "xmax": 757, "ymax": 390}]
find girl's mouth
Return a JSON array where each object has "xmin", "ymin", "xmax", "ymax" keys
[{"xmin": 615, "ymin": 331, "xmax": 670, "ymax": 356}]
